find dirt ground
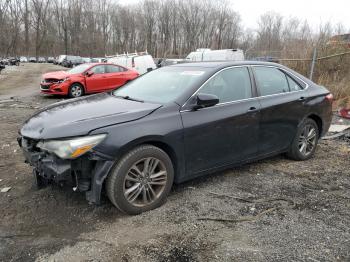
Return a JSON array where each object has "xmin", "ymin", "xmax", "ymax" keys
[{"xmin": 0, "ymin": 63, "xmax": 350, "ymax": 262}]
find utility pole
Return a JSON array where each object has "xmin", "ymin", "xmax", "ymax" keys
[{"xmin": 309, "ymin": 48, "xmax": 317, "ymax": 80}]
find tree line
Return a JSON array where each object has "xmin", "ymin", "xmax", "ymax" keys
[{"xmin": 0, "ymin": 0, "xmax": 348, "ymax": 58}]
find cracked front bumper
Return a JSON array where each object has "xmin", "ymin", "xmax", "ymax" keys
[{"xmin": 18, "ymin": 136, "xmax": 114, "ymax": 204}]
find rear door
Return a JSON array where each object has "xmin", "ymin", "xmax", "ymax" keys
[
  {"xmin": 85, "ymin": 65, "xmax": 108, "ymax": 92},
  {"xmin": 252, "ymin": 66, "xmax": 308, "ymax": 155},
  {"xmin": 105, "ymin": 65, "xmax": 128, "ymax": 89},
  {"xmin": 181, "ymin": 66, "xmax": 260, "ymax": 175}
]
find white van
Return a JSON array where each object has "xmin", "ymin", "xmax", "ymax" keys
[
  {"xmin": 186, "ymin": 48, "xmax": 245, "ymax": 62},
  {"xmin": 107, "ymin": 52, "xmax": 156, "ymax": 75}
]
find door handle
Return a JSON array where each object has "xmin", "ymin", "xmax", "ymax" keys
[
  {"xmin": 299, "ymin": 96, "xmax": 305, "ymax": 101},
  {"xmin": 247, "ymin": 106, "xmax": 258, "ymax": 112}
]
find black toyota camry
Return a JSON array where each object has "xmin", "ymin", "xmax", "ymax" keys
[{"xmin": 18, "ymin": 61, "xmax": 333, "ymax": 214}]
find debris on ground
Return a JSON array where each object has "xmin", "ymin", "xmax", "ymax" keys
[
  {"xmin": 328, "ymin": 124, "xmax": 350, "ymax": 133},
  {"xmin": 1, "ymin": 187, "xmax": 12, "ymax": 193},
  {"xmin": 339, "ymin": 108, "xmax": 350, "ymax": 119}
]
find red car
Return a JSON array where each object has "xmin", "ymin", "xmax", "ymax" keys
[{"xmin": 40, "ymin": 63, "xmax": 139, "ymax": 98}]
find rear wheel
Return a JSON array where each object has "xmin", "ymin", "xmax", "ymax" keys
[
  {"xmin": 106, "ymin": 145, "xmax": 174, "ymax": 215},
  {"xmin": 287, "ymin": 118, "xmax": 319, "ymax": 160},
  {"xmin": 68, "ymin": 83, "xmax": 84, "ymax": 98}
]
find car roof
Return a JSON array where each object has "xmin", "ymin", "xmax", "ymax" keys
[{"xmin": 170, "ymin": 60, "xmax": 281, "ymax": 69}]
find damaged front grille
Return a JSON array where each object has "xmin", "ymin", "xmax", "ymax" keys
[
  {"xmin": 43, "ymin": 78, "xmax": 61, "ymax": 84},
  {"xmin": 21, "ymin": 137, "xmax": 40, "ymax": 152}
]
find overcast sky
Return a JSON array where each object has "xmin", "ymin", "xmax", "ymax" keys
[{"xmin": 119, "ymin": 0, "xmax": 350, "ymax": 31}]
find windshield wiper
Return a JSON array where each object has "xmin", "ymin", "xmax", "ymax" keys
[{"xmin": 115, "ymin": 95, "xmax": 144, "ymax": 103}]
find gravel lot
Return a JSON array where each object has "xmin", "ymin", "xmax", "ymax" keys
[{"xmin": 0, "ymin": 63, "xmax": 349, "ymax": 262}]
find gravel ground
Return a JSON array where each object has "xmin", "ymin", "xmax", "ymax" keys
[{"xmin": 0, "ymin": 64, "xmax": 349, "ymax": 262}]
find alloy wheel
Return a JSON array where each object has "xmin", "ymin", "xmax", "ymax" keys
[
  {"xmin": 298, "ymin": 124, "xmax": 317, "ymax": 156},
  {"xmin": 71, "ymin": 85, "xmax": 82, "ymax": 97},
  {"xmin": 123, "ymin": 157, "xmax": 167, "ymax": 207}
]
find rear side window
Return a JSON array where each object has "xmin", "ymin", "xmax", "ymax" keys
[
  {"xmin": 106, "ymin": 65, "xmax": 126, "ymax": 73},
  {"xmin": 199, "ymin": 67, "xmax": 252, "ymax": 103},
  {"xmin": 253, "ymin": 67, "xmax": 289, "ymax": 96},
  {"xmin": 286, "ymin": 75, "xmax": 303, "ymax": 91}
]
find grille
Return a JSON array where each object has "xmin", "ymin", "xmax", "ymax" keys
[{"xmin": 40, "ymin": 84, "xmax": 50, "ymax": 90}]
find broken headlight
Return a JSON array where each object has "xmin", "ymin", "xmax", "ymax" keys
[
  {"xmin": 36, "ymin": 134, "xmax": 107, "ymax": 159},
  {"xmin": 57, "ymin": 77, "xmax": 69, "ymax": 83}
]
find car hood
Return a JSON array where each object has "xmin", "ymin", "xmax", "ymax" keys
[
  {"xmin": 20, "ymin": 93, "xmax": 162, "ymax": 140},
  {"xmin": 42, "ymin": 71, "xmax": 70, "ymax": 80}
]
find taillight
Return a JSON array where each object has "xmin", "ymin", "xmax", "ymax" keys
[{"xmin": 325, "ymin": 93, "xmax": 333, "ymax": 102}]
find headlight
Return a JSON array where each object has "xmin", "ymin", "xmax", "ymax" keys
[
  {"xmin": 57, "ymin": 77, "xmax": 69, "ymax": 83},
  {"xmin": 37, "ymin": 134, "xmax": 107, "ymax": 159}
]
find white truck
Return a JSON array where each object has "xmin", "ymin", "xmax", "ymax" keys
[
  {"xmin": 185, "ymin": 48, "xmax": 244, "ymax": 62},
  {"xmin": 106, "ymin": 52, "xmax": 156, "ymax": 75}
]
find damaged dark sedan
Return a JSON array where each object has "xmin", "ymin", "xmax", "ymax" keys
[{"xmin": 18, "ymin": 61, "xmax": 333, "ymax": 215}]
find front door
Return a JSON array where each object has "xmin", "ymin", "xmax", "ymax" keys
[
  {"xmin": 85, "ymin": 65, "xmax": 108, "ymax": 92},
  {"xmin": 181, "ymin": 66, "xmax": 260, "ymax": 175},
  {"xmin": 105, "ymin": 65, "xmax": 127, "ymax": 89}
]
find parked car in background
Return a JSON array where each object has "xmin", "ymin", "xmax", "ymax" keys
[
  {"xmin": 40, "ymin": 63, "xmax": 139, "ymax": 97},
  {"xmin": 57, "ymin": 55, "xmax": 67, "ymax": 65},
  {"xmin": 38, "ymin": 57, "xmax": 46, "ymax": 63},
  {"xmin": 47, "ymin": 57, "xmax": 55, "ymax": 63},
  {"xmin": 91, "ymin": 57, "xmax": 107, "ymax": 63},
  {"xmin": 156, "ymin": 58, "xmax": 188, "ymax": 68},
  {"xmin": 7, "ymin": 57, "xmax": 19, "ymax": 66},
  {"xmin": 107, "ymin": 52, "xmax": 156, "ymax": 74},
  {"xmin": 20, "ymin": 56, "xmax": 28, "ymax": 63},
  {"xmin": 62, "ymin": 56, "xmax": 82, "ymax": 68},
  {"xmin": 29, "ymin": 57, "xmax": 37, "ymax": 63},
  {"xmin": 252, "ymin": 56, "xmax": 279, "ymax": 63},
  {"xmin": 19, "ymin": 61, "xmax": 333, "ymax": 214},
  {"xmin": 82, "ymin": 57, "xmax": 92, "ymax": 63},
  {"xmin": 0, "ymin": 58, "xmax": 9, "ymax": 65},
  {"xmin": 186, "ymin": 48, "xmax": 245, "ymax": 62},
  {"xmin": 0, "ymin": 63, "xmax": 5, "ymax": 74}
]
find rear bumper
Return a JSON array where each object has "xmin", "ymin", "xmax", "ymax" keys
[{"xmin": 18, "ymin": 136, "xmax": 114, "ymax": 204}]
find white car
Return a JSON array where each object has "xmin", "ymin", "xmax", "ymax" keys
[
  {"xmin": 57, "ymin": 55, "xmax": 67, "ymax": 65},
  {"xmin": 20, "ymin": 56, "xmax": 28, "ymax": 63},
  {"xmin": 107, "ymin": 52, "xmax": 156, "ymax": 75},
  {"xmin": 186, "ymin": 48, "xmax": 245, "ymax": 62}
]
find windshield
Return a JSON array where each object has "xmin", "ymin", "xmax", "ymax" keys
[
  {"xmin": 113, "ymin": 67, "xmax": 208, "ymax": 103},
  {"xmin": 67, "ymin": 64, "xmax": 91, "ymax": 74}
]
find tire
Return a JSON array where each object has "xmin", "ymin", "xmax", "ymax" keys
[
  {"xmin": 106, "ymin": 145, "xmax": 174, "ymax": 215},
  {"xmin": 68, "ymin": 83, "xmax": 84, "ymax": 98},
  {"xmin": 287, "ymin": 118, "xmax": 319, "ymax": 161}
]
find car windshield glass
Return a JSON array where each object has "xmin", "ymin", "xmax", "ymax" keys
[
  {"xmin": 113, "ymin": 67, "xmax": 208, "ymax": 103},
  {"xmin": 67, "ymin": 64, "xmax": 91, "ymax": 74}
]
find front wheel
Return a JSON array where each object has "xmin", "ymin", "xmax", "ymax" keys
[
  {"xmin": 68, "ymin": 83, "xmax": 84, "ymax": 98},
  {"xmin": 287, "ymin": 118, "xmax": 319, "ymax": 161},
  {"xmin": 106, "ymin": 145, "xmax": 174, "ymax": 215}
]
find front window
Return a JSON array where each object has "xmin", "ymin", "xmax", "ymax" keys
[
  {"xmin": 199, "ymin": 67, "xmax": 252, "ymax": 103},
  {"xmin": 67, "ymin": 64, "xmax": 91, "ymax": 74},
  {"xmin": 90, "ymin": 65, "xmax": 106, "ymax": 74},
  {"xmin": 113, "ymin": 67, "xmax": 208, "ymax": 103}
]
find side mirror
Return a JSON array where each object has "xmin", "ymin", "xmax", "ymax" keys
[
  {"xmin": 194, "ymin": 93, "xmax": 219, "ymax": 110},
  {"xmin": 86, "ymin": 71, "xmax": 94, "ymax": 77}
]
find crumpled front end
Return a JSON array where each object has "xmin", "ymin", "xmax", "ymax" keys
[{"xmin": 18, "ymin": 136, "xmax": 114, "ymax": 204}]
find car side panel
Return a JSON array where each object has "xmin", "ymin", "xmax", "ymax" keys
[
  {"xmin": 180, "ymin": 99, "xmax": 260, "ymax": 175},
  {"xmin": 257, "ymin": 90, "xmax": 309, "ymax": 154},
  {"xmin": 304, "ymin": 85, "xmax": 332, "ymax": 136},
  {"xmin": 90, "ymin": 105, "xmax": 186, "ymax": 183}
]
